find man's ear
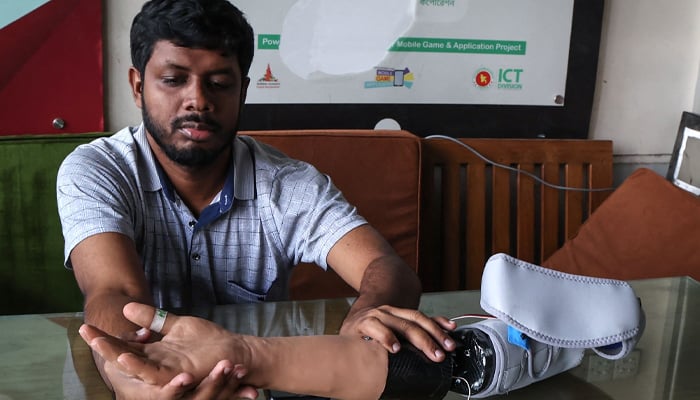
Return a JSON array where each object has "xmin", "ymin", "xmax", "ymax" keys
[
  {"xmin": 240, "ymin": 76, "xmax": 250, "ymax": 105},
  {"xmin": 129, "ymin": 66, "xmax": 144, "ymax": 109}
]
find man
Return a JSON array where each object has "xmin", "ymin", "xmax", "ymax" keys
[{"xmin": 57, "ymin": 0, "xmax": 454, "ymax": 398}]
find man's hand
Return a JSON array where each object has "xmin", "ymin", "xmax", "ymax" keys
[
  {"xmin": 79, "ymin": 302, "xmax": 259, "ymax": 399},
  {"xmin": 339, "ymin": 305, "xmax": 457, "ymax": 362},
  {"xmin": 325, "ymin": 227, "xmax": 457, "ymax": 362},
  {"xmin": 99, "ymin": 357, "xmax": 247, "ymax": 400}
]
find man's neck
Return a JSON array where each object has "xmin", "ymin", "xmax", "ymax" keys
[{"xmin": 147, "ymin": 137, "xmax": 231, "ymax": 217}]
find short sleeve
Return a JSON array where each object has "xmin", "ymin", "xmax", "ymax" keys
[
  {"xmin": 260, "ymin": 156, "xmax": 367, "ymax": 269},
  {"xmin": 56, "ymin": 144, "xmax": 138, "ymax": 267}
]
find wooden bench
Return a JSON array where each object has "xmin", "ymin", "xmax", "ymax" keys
[
  {"xmin": 1, "ymin": 131, "xmax": 613, "ymax": 314},
  {"xmin": 419, "ymin": 137, "xmax": 614, "ymax": 291}
]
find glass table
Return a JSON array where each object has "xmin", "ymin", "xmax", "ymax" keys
[{"xmin": 0, "ymin": 276, "xmax": 698, "ymax": 399}]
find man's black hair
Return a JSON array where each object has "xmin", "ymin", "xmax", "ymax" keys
[{"xmin": 130, "ymin": 0, "xmax": 254, "ymax": 76}]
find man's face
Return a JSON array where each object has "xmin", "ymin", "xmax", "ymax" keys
[{"xmin": 131, "ymin": 40, "xmax": 250, "ymax": 167}]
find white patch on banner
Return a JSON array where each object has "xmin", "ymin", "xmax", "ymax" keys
[{"xmin": 279, "ymin": 0, "xmax": 416, "ymax": 79}]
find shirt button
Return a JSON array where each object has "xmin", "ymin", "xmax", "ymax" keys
[
  {"xmin": 191, "ymin": 253, "xmax": 201, "ymax": 261},
  {"xmin": 189, "ymin": 220, "xmax": 196, "ymax": 227}
]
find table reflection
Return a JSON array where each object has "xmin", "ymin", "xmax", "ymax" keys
[{"xmin": 0, "ymin": 277, "xmax": 697, "ymax": 400}]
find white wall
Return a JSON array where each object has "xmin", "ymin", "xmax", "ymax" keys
[
  {"xmin": 589, "ymin": 0, "xmax": 700, "ymax": 165},
  {"xmin": 104, "ymin": 0, "xmax": 143, "ymax": 129},
  {"xmin": 105, "ymin": 0, "xmax": 700, "ymax": 167}
]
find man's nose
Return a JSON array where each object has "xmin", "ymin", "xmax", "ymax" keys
[{"xmin": 183, "ymin": 80, "xmax": 213, "ymax": 112}]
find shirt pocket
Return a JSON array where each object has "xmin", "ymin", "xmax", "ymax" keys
[{"xmin": 225, "ymin": 280, "xmax": 268, "ymax": 303}]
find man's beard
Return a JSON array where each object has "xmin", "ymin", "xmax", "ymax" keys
[{"xmin": 142, "ymin": 100, "xmax": 235, "ymax": 167}]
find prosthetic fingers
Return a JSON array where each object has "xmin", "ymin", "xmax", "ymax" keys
[{"xmin": 380, "ymin": 253, "xmax": 645, "ymax": 399}]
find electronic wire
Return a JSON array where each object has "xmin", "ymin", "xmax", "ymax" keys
[{"xmin": 424, "ymin": 135, "xmax": 616, "ymax": 193}]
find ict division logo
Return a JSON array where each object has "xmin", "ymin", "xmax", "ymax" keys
[
  {"xmin": 473, "ymin": 67, "xmax": 524, "ymax": 90},
  {"xmin": 473, "ymin": 68, "xmax": 493, "ymax": 88},
  {"xmin": 364, "ymin": 67, "xmax": 414, "ymax": 89}
]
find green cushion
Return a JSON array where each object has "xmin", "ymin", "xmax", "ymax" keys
[{"xmin": 0, "ymin": 133, "xmax": 108, "ymax": 315}]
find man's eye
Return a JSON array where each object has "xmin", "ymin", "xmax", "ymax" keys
[
  {"xmin": 210, "ymin": 80, "xmax": 233, "ymax": 90},
  {"xmin": 162, "ymin": 77, "xmax": 184, "ymax": 86}
]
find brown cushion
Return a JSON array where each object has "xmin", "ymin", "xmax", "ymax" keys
[
  {"xmin": 242, "ymin": 130, "xmax": 421, "ymax": 299},
  {"xmin": 543, "ymin": 168, "xmax": 700, "ymax": 281}
]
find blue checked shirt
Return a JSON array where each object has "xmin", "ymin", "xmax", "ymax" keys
[{"xmin": 56, "ymin": 124, "xmax": 366, "ymax": 308}]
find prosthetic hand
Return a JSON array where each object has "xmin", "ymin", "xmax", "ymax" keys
[{"xmin": 381, "ymin": 253, "xmax": 645, "ymax": 399}]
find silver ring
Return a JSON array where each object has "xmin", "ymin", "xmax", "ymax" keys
[{"xmin": 149, "ymin": 308, "xmax": 168, "ymax": 333}]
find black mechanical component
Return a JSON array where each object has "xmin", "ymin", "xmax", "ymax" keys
[
  {"xmin": 381, "ymin": 341, "xmax": 454, "ymax": 399},
  {"xmin": 449, "ymin": 327, "xmax": 496, "ymax": 396}
]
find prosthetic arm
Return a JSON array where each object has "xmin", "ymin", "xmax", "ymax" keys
[{"xmin": 382, "ymin": 253, "xmax": 645, "ymax": 399}]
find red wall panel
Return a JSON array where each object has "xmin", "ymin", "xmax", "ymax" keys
[{"xmin": 0, "ymin": 0, "xmax": 103, "ymax": 135}]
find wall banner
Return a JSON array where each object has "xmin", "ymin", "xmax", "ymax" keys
[{"xmin": 238, "ymin": 0, "xmax": 574, "ymax": 107}]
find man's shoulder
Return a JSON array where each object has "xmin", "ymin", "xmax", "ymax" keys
[
  {"xmin": 63, "ymin": 126, "xmax": 140, "ymax": 165},
  {"xmin": 58, "ymin": 125, "xmax": 146, "ymax": 186},
  {"xmin": 236, "ymin": 136, "xmax": 336, "ymax": 205},
  {"xmin": 237, "ymin": 135, "xmax": 315, "ymax": 176}
]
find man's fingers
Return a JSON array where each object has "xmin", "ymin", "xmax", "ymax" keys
[
  {"xmin": 223, "ymin": 365, "xmax": 258, "ymax": 400},
  {"xmin": 392, "ymin": 319, "xmax": 448, "ymax": 362},
  {"xmin": 230, "ymin": 384, "xmax": 260, "ymax": 400},
  {"xmin": 158, "ymin": 372, "xmax": 197, "ymax": 398},
  {"xmin": 191, "ymin": 360, "xmax": 232, "ymax": 399},
  {"xmin": 80, "ymin": 323, "xmax": 186, "ymax": 388},
  {"xmin": 123, "ymin": 302, "xmax": 178, "ymax": 335},
  {"xmin": 357, "ymin": 317, "xmax": 445, "ymax": 362},
  {"xmin": 372, "ymin": 315, "xmax": 446, "ymax": 362},
  {"xmin": 78, "ymin": 323, "xmax": 110, "ymax": 345},
  {"xmin": 116, "ymin": 351, "xmax": 179, "ymax": 385},
  {"xmin": 380, "ymin": 306, "xmax": 457, "ymax": 351},
  {"xmin": 79, "ymin": 324, "xmax": 146, "ymax": 362},
  {"xmin": 189, "ymin": 361, "xmax": 255, "ymax": 400},
  {"xmin": 432, "ymin": 315, "xmax": 458, "ymax": 332},
  {"xmin": 87, "ymin": 337, "xmax": 126, "ymax": 363},
  {"xmin": 351, "ymin": 306, "xmax": 458, "ymax": 362},
  {"xmin": 118, "ymin": 327, "xmax": 152, "ymax": 343},
  {"xmin": 349, "ymin": 317, "xmax": 402, "ymax": 354}
]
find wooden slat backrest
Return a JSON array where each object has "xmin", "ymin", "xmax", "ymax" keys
[{"xmin": 419, "ymin": 137, "xmax": 614, "ymax": 291}]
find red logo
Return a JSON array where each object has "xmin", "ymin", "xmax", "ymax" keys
[{"xmin": 474, "ymin": 69, "xmax": 492, "ymax": 87}]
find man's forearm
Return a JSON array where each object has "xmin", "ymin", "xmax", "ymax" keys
[
  {"xmin": 346, "ymin": 254, "xmax": 422, "ymax": 319},
  {"xmin": 337, "ymin": 255, "xmax": 456, "ymax": 363},
  {"xmin": 243, "ymin": 335, "xmax": 388, "ymax": 400},
  {"xmin": 83, "ymin": 291, "xmax": 154, "ymax": 390},
  {"xmin": 84, "ymin": 291, "xmax": 153, "ymax": 336}
]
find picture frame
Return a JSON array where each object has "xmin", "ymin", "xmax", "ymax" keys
[{"xmin": 667, "ymin": 111, "xmax": 700, "ymax": 195}]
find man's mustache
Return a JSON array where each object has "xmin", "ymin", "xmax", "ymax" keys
[{"xmin": 171, "ymin": 114, "xmax": 221, "ymax": 130}]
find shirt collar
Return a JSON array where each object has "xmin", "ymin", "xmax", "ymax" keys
[
  {"xmin": 134, "ymin": 123, "xmax": 256, "ymax": 204},
  {"xmin": 232, "ymin": 136, "xmax": 255, "ymax": 201},
  {"xmin": 133, "ymin": 123, "xmax": 163, "ymax": 193}
]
